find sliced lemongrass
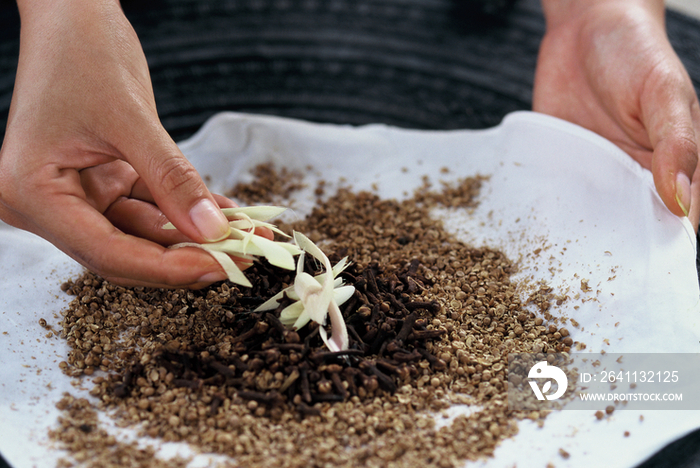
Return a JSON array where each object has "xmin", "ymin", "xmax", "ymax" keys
[
  {"xmin": 332, "ymin": 284, "xmax": 355, "ymax": 305},
  {"xmin": 163, "ymin": 205, "xmax": 288, "ymax": 230},
  {"xmin": 332, "ymin": 256, "xmax": 351, "ymax": 276},
  {"xmin": 279, "ymin": 285, "xmax": 355, "ymax": 328},
  {"xmin": 228, "ymin": 226, "xmax": 300, "ymax": 252},
  {"xmin": 228, "ymin": 220, "xmax": 291, "ymax": 238},
  {"xmin": 199, "ymin": 237, "xmax": 299, "ymax": 271},
  {"xmin": 170, "ymin": 242, "xmax": 252, "ymax": 287},
  {"xmin": 314, "ymin": 263, "xmax": 351, "ymax": 285},
  {"xmin": 287, "ymin": 286, "xmax": 355, "ymax": 333},
  {"xmin": 256, "ymin": 261, "xmax": 351, "ymax": 312},
  {"xmin": 165, "ymin": 205, "xmax": 298, "ymax": 287},
  {"xmin": 319, "ymin": 300, "xmax": 348, "ymax": 352},
  {"xmin": 221, "ymin": 205, "xmax": 287, "ymax": 221},
  {"xmin": 279, "ymin": 301, "xmax": 305, "ymax": 327},
  {"xmin": 290, "ymin": 231, "xmax": 350, "ymax": 351},
  {"xmin": 293, "ymin": 231, "xmax": 330, "ymax": 266},
  {"xmin": 246, "ymin": 235, "xmax": 298, "ymax": 270},
  {"xmin": 292, "ymin": 252, "xmax": 332, "ymax": 326},
  {"xmin": 256, "ymin": 288, "xmax": 300, "ymax": 312},
  {"xmin": 292, "ymin": 234, "xmax": 334, "ymax": 325}
]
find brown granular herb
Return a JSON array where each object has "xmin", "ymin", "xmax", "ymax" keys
[
  {"xmin": 51, "ymin": 165, "xmax": 575, "ymax": 468},
  {"xmin": 50, "ymin": 393, "xmax": 190, "ymax": 468},
  {"xmin": 412, "ymin": 174, "xmax": 487, "ymax": 209},
  {"xmin": 225, "ymin": 162, "xmax": 306, "ymax": 205}
]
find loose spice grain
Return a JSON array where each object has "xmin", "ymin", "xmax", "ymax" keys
[
  {"xmin": 50, "ymin": 163, "xmax": 576, "ymax": 468},
  {"xmin": 225, "ymin": 162, "xmax": 306, "ymax": 205},
  {"xmin": 50, "ymin": 393, "xmax": 191, "ymax": 468}
]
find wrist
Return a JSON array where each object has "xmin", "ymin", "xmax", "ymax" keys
[
  {"xmin": 16, "ymin": 0, "xmax": 122, "ymax": 28},
  {"xmin": 541, "ymin": 0, "xmax": 664, "ymax": 29}
]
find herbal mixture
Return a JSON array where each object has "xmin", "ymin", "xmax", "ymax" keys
[{"xmin": 50, "ymin": 165, "xmax": 575, "ymax": 468}]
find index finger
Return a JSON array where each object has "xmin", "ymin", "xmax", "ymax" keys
[{"xmin": 33, "ymin": 196, "xmax": 228, "ymax": 288}]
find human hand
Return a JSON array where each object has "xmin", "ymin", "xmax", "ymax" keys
[
  {"xmin": 0, "ymin": 0, "xmax": 245, "ymax": 288},
  {"xmin": 534, "ymin": 0, "xmax": 700, "ymax": 229}
]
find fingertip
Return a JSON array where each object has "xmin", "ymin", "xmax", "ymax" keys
[
  {"xmin": 195, "ymin": 270, "xmax": 229, "ymax": 285},
  {"xmin": 94, "ymin": 239, "xmax": 231, "ymax": 289},
  {"xmin": 651, "ymin": 133, "xmax": 697, "ymax": 220},
  {"xmin": 189, "ymin": 198, "xmax": 231, "ymax": 242},
  {"xmin": 674, "ymin": 172, "xmax": 691, "ymax": 218}
]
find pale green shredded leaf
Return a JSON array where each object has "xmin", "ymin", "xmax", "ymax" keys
[
  {"xmin": 169, "ymin": 242, "xmax": 252, "ymax": 287},
  {"xmin": 221, "ymin": 205, "xmax": 287, "ymax": 221},
  {"xmin": 255, "ymin": 259, "xmax": 351, "ymax": 313},
  {"xmin": 333, "ymin": 285, "xmax": 355, "ymax": 305},
  {"xmin": 163, "ymin": 205, "xmax": 288, "ymax": 231},
  {"xmin": 229, "ymin": 219, "xmax": 290, "ymax": 238},
  {"xmin": 321, "ymin": 299, "xmax": 349, "ymax": 352},
  {"xmin": 165, "ymin": 205, "xmax": 298, "ymax": 287},
  {"xmin": 280, "ymin": 301, "xmax": 306, "ymax": 327},
  {"xmin": 287, "ymin": 232, "xmax": 350, "ymax": 350},
  {"xmin": 249, "ymin": 235, "xmax": 297, "ymax": 270}
]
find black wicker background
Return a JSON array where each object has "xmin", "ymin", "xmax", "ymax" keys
[{"xmin": 1, "ymin": 0, "xmax": 700, "ymax": 467}]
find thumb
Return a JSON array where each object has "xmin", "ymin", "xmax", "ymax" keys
[
  {"xmin": 650, "ymin": 127, "xmax": 696, "ymax": 220},
  {"xmin": 644, "ymin": 75, "xmax": 700, "ymax": 226},
  {"xmin": 123, "ymin": 123, "xmax": 231, "ymax": 243}
]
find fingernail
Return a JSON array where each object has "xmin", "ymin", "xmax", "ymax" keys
[
  {"xmin": 675, "ymin": 172, "xmax": 691, "ymax": 217},
  {"xmin": 197, "ymin": 271, "xmax": 228, "ymax": 284},
  {"xmin": 190, "ymin": 199, "xmax": 230, "ymax": 242}
]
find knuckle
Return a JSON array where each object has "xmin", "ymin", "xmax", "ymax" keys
[
  {"xmin": 0, "ymin": 164, "xmax": 25, "ymax": 212},
  {"xmin": 0, "ymin": 182, "xmax": 19, "ymax": 212},
  {"xmin": 666, "ymin": 129, "xmax": 698, "ymax": 165},
  {"xmin": 152, "ymin": 156, "xmax": 202, "ymax": 196},
  {"xmin": 77, "ymin": 238, "xmax": 115, "ymax": 278}
]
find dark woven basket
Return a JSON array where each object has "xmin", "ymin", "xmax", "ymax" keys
[{"xmin": 124, "ymin": 0, "xmax": 539, "ymax": 141}]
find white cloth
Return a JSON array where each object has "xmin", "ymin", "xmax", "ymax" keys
[{"xmin": 1, "ymin": 111, "xmax": 698, "ymax": 467}]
